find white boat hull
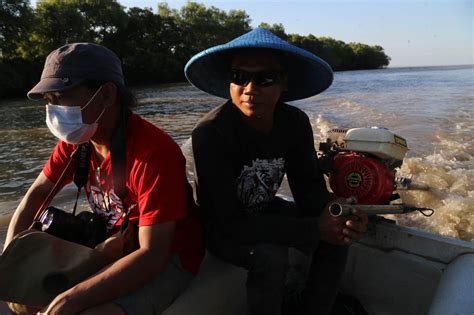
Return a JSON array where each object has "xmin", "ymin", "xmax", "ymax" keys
[
  {"xmin": 2, "ymin": 218, "xmax": 472, "ymax": 314},
  {"xmin": 164, "ymin": 218, "xmax": 474, "ymax": 315}
]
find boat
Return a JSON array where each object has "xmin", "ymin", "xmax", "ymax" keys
[
  {"xmin": 1, "ymin": 217, "xmax": 472, "ymax": 314},
  {"xmin": 2, "ymin": 128, "xmax": 473, "ymax": 314},
  {"xmin": 162, "ymin": 217, "xmax": 474, "ymax": 315},
  {"xmin": 161, "ymin": 128, "xmax": 474, "ymax": 314}
]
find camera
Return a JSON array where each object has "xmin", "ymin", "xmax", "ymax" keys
[{"xmin": 38, "ymin": 206, "xmax": 107, "ymax": 248}]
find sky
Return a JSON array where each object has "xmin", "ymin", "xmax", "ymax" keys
[{"xmin": 31, "ymin": 0, "xmax": 473, "ymax": 67}]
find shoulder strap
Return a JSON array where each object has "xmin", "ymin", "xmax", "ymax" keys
[
  {"xmin": 110, "ymin": 107, "xmax": 131, "ymax": 232},
  {"xmin": 33, "ymin": 147, "xmax": 80, "ymax": 222},
  {"xmin": 71, "ymin": 142, "xmax": 91, "ymax": 215},
  {"xmin": 73, "ymin": 143, "xmax": 91, "ymax": 188},
  {"xmin": 110, "ymin": 107, "xmax": 131, "ymax": 201}
]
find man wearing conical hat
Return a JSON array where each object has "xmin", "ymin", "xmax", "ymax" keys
[{"xmin": 186, "ymin": 28, "xmax": 368, "ymax": 315}]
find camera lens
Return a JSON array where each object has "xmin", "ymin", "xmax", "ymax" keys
[
  {"xmin": 39, "ymin": 207, "xmax": 86, "ymax": 245},
  {"xmin": 39, "ymin": 210, "xmax": 54, "ymax": 231},
  {"xmin": 38, "ymin": 207, "xmax": 107, "ymax": 248}
]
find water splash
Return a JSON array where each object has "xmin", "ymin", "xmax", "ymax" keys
[{"xmin": 391, "ymin": 135, "xmax": 474, "ymax": 241}]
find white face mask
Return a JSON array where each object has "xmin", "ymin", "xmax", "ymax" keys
[{"xmin": 45, "ymin": 86, "xmax": 106, "ymax": 144}]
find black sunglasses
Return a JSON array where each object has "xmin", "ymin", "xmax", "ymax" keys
[{"xmin": 229, "ymin": 69, "xmax": 284, "ymax": 87}]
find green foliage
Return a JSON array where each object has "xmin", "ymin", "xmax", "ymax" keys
[
  {"xmin": 259, "ymin": 22, "xmax": 287, "ymax": 40},
  {"xmin": 0, "ymin": 0, "xmax": 391, "ymax": 99},
  {"xmin": 118, "ymin": 6, "xmax": 182, "ymax": 84},
  {"xmin": 161, "ymin": 2, "xmax": 251, "ymax": 62},
  {"xmin": 0, "ymin": 57, "xmax": 41, "ymax": 98},
  {"xmin": 288, "ymin": 33, "xmax": 390, "ymax": 71},
  {"xmin": 0, "ymin": 0, "xmax": 34, "ymax": 58},
  {"xmin": 348, "ymin": 43, "xmax": 391, "ymax": 70},
  {"xmin": 16, "ymin": 0, "xmax": 127, "ymax": 60}
]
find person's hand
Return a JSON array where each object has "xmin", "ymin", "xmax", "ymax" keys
[
  {"xmin": 318, "ymin": 198, "xmax": 368, "ymax": 246},
  {"xmin": 37, "ymin": 290, "xmax": 80, "ymax": 315},
  {"xmin": 342, "ymin": 208, "xmax": 368, "ymax": 245},
  {"xmin": 318, "ymin": 198, "xmax": 350, "ymax": 245}
]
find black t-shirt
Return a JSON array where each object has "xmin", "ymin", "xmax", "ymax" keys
[{"xmin": 192, "ymin": 100, "xmax": 330, "ymax": 247}]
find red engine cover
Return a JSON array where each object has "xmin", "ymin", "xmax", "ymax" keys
[{"xmin": 329, "ymin": 153, "xmax": 395, "ymax": 204}]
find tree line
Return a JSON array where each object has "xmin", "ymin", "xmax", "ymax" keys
[{"xmin": 0, "ymin": 0, "xmax": 391, "ymax": 99}]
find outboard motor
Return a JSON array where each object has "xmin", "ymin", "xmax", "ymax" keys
[{"xmin": 319, "ymin": 127, "xmax": 414, "ymax": 205}]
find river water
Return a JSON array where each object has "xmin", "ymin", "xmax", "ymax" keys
[{"xmin": 0, "ymin": 65, "xmax": 473, "ymax": 246}]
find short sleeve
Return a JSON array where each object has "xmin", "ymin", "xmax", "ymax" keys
[{"xmin": 42, "ymin": 140, "xmax": 75, "ymax": 185}]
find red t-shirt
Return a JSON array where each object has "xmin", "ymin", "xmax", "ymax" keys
[{"xmin": 43, "ymin": 113, "xmax": 203, "ymax": 274}]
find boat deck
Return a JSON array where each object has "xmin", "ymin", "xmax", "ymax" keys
[
  {"xmin": 1, "ymin": 218, "xmax": 473, "ymax": 314},
  {"xmin": 0, "ymin": 301, "xmax": 9, "ymax": 314}
]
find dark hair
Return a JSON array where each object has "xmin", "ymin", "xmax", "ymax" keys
[{"xmin": 81, "ymin": 79, "xmax": 137, "ymax": 108}]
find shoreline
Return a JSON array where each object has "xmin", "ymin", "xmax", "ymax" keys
[{"xmin": 2, "ymin": 64, "xmax": 473, "ymax": 102}]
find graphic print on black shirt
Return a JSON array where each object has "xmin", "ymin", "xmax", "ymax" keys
[{"xmin": 237, "ymin": 158, "xmax": 285, "ymax": 212}]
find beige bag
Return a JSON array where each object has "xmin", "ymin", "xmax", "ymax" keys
[{"xmin": 0, "ymin": 224, "xmax": 136, "ymax": 314}]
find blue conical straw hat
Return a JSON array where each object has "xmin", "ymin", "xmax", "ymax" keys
[{"xmin": 184, "ymin": 28, "xmax": 333, "ymax": 102}]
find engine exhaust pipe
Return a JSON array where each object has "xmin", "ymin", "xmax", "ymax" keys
[
  {"xmin": 328, "ymin": 203, "xmax": 434, "ymax": 217},
  {"xmin": 395, "ymin": 176, "xmax": 430, "ymax": 191}
]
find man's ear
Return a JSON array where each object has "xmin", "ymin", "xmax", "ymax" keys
[{"xmin": 100, "ymin": 82, "xmax": 118, "ymax": 108}]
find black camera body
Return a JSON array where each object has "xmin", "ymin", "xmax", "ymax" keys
[{"xmin": 38, "ymin": 206, "xmax": 107, "ymax": 248}]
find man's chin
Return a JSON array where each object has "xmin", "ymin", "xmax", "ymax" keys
[
  {"xmin": 235, "ymin": 105, "xmax": 265, "ymax": 119},
  {"xmin": 246, "ymin": 111, "xmax": 263, "ymax": 119}
]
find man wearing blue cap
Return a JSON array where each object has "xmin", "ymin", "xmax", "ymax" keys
[
  {"xmin": 4, "ymin": 43, "xmax": 203, "ymax": 314},
  {"xmin": 186, "ymin": 28, "xmax": 368, "ymax": 315}
]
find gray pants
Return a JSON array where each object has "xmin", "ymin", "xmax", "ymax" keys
[
  {"xmin": 206, "ymin": 198, "xmax": 348, "ymax": 315},
  {"xmin": 114, "ymin": 255, "xmax": 193, "ymax": 315},
  {"xmin": 209, "ymin": 241, "xmax": 347, "ymax": 315}
]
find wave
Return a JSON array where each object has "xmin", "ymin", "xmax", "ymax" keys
[{"xmin": 388, "ymin": 129, "xmax": 474, "ymax": 241}]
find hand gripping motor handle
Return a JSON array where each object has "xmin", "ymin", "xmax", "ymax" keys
[{"xmin": 328, "ymin": 203, "xmax": 434, "ymax": 217}]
